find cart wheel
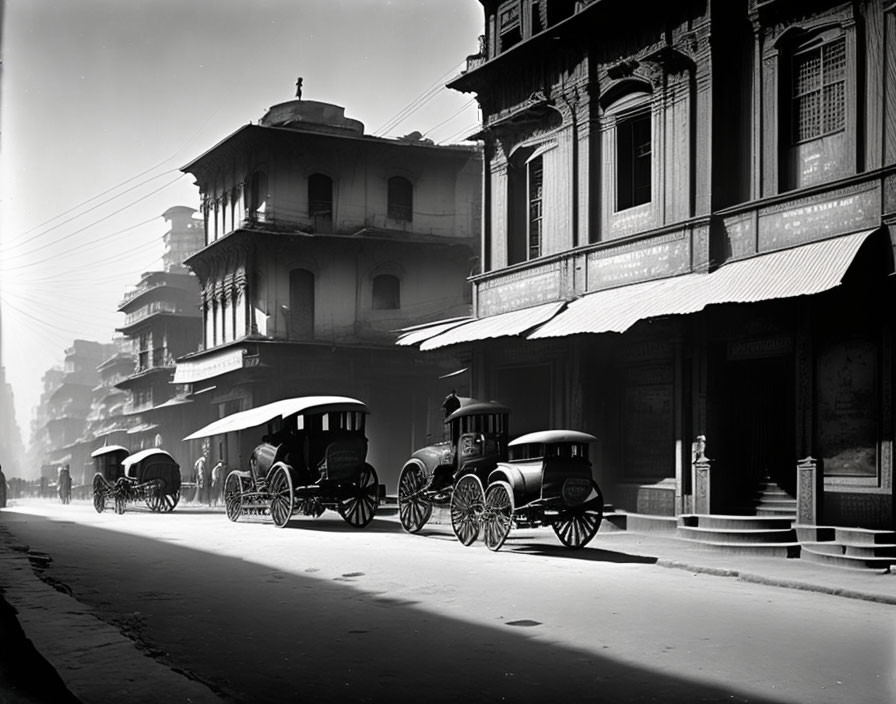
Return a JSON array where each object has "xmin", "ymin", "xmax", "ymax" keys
[
  {"xmin": 552, "ymin": 483, "xmax": 603, "ymax": 549},
  {"xmin": 224, "ymin": 471, "xmax": 244, "ymax": 522},
  {"xmin": 483, "ymin": 481, "xmax": 514, "ymax": 552},
  {"xmin": 157, "ymin": 491, "xmax": 179, "ymax": 513},
  {"xmin": 268, "ymin": 464, "xmax": 294, "ymax": 528},
  {"xmin": 397, "ymin": 464, "xmax": 432, "ymax": 533},
  {"xmin": 92, "ymin": 475, "xmax": 107, "ymax": 513},
  {"xmin": 450, "ymin": 474, "xmax": 484, "ymax": 546},
  {"xmin": 338, "ymin": 464, "xmax": 378, "ymax": 528}
]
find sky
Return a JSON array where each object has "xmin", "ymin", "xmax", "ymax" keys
[{"xmin": 0, "ymin": 0, "xmax": 483, "ymax": 441}]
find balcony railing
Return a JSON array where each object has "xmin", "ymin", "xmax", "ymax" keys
[{"xmin": 123, "ymin": 301, "xmax": 192, "ymax": 326}]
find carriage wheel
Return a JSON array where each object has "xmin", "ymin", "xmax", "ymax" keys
[
  {"xmin": 268, "ymin": 465, "xmax": 294, "ymax": 528},
  {"xmin": 338, "ymin": 464, "xmax": 378, "ymax": 529},
  {"xmin": 450, "ymin": 474, "xmax": 484, "ymax": 546},
  {"xmin": 483, "ymin": 481, "xmax": 514, "ymax": 552},
  {"xmin": 92, "ymin": 474, "xmax": 107, "ymax": 513},
  {"xmin": 397, "ymin": 464, "xmax": 432, "ymax": 533},
  {"xmin": 156, "ymin": 491, "xmax": 179, "ymax": 513},
  {"xmin": 552, "ymin": 484, "xmax": 603, "ymax": 549},
  {"xmin": 224, "ymin": 471, "xmax": 244, "ymax": 523}
]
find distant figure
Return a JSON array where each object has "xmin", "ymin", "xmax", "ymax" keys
[
  {"xmin": 201, "ymin": 454, "xmax": 213, "ymax": 507},
  {"xmin": 193, "ymin": 451, "xmax": 207, "ymax": 504},
  {"xmin": 295, "ymin": 76, "xmax": 303, "ymax": 100},
  {"xmin": 0, "ymin": 464, "xmax": 7, "ymax": 508},
  {"xmin": 210, "ymin": 459, "xmax": 226, "ymax": 508}
]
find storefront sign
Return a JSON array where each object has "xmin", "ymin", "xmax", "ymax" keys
[
  {"xmin": 172, "ymin": 348, "xmax": 246, "ymax": 384},
  {"xmin": 587, "ymin": 231, "xmax": 690, "ymax": 290}
]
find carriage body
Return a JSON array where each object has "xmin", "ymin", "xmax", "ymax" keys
[
  {"xmin": 398, "ymin": 395, "xmax": 509, "ymax": 541},
  {"xmin": 209, "ymin": 396, "xmax": 382, "ymax": 529},
  {"xmin": 476, "ymin": 430, "xmax": 604, "ymax": 551},
  {"xmin": 91, "ymin": 446, "xmax": 181, "ymax": 515}
]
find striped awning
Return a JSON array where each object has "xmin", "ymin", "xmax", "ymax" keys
[
  {"xmin": 420, "ymin": 301, "xmax": 566, "ymax": 351},
  {"xmin": 395, "ymin": 317, "xmax": 472, "ymax": 347},
  {"xmin": 530, "ymin": 229, "xmax": 877, "ymax": 339}
]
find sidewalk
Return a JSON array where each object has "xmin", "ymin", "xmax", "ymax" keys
[{"xmin": 1, "ymin": 516, "xmax": 894, "ymax": 704}]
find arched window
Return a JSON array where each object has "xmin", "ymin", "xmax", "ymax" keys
[
  {"xmin": 603, "ymin": 88, "xmax": 653, "ymax": 212},
  {"xmin": 288, "ymin": 269, "xmax": 314, "ymax": 339},
  {"xmin": 308, "ymin": 173, "xmax": 333, "ymax": 232},
  {"xmin": 387, "ymin": 176, "xmax": 413, "ymax": 222},
  {"xmin": 372, "ymin": 274, "xmax": 400, "ymax": 310},
  {"xmin": 248, "ymin": 170, "xmax": 267, "ymax": 220}
]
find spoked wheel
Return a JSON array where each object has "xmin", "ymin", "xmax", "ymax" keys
[
  {"xmin": 397, "ymin": 464, "xmax": 432, "ymax": 533},
  {"xmin": 552, "ymin": 483, "xmax": 604, "ymax": 549},
  {"xmin": 268, "ymin": 464, "xmax": 294, "ymax": 528},
  {"xmin": 148, "ymin": 490, "xmax": 179, "ymax": 513},
  {"xmin": 224, "ymin": 471, "xmax": 244, "ymax": 522},
  {"xmin": 338, "ymin": 464, "xmax": 379, "ymax": 528},
  {"xmin": 145, "ymin": 481, "xmax": 165, "ymax": 512},
  {"xmin": 450, "ymin": 474, "xmax": 484, "ymax": 547},
  {"xmin": 482, "ymin": 481, "xmax": 514, "ymax": 552},
  {"xmin": 92, "ymin": 475, "xmax": 107, "ymax": 513}
]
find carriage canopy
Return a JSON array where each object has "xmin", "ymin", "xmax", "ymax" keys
[{"xmin": 183, "ymin": 396, "xmax": 369, "ymax": 441}]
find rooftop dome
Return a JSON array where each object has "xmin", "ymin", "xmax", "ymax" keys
[{"xmin": 259, "ymin": 99, "xmax": 365, "ymax": 136}]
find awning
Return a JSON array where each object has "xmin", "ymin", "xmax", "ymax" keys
[
  {"xmin": 420, "ymin": 301, "xmax": 566, "ymax": 351},
  {"xmin": 183, "ymin": 395, "xmax": 368, "ymax": 441},
  {"xmin": 395, "ymin": 317, "xmax": 472, "ymax": 347},
  {"xmin": 127, "ymin": 423, "xmax": 158, "ymax": 435},
  {"xmin": 172, "ymin": 347, "xmax": 246, "ymax": 384},
  {"xmin": 530, "ymin": 229, "xmax": 877, "ymax": 339},
  {"xmin": 530, "ymin": 273, "xmax": 708, "ymax": 339}
]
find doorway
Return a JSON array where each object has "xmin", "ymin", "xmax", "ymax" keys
[{"xmin": 722, "ymin": 356, "xmax": 795, "ymax": 510}]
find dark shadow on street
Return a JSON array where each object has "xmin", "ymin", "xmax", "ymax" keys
[{"xmin": 0, "ymin": 508, "xmax": 791, "ymax": 704}]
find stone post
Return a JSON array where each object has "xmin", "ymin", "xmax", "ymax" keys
[
  {"xmin": 692, "ymin": 435, "xmax": 712, "ymax": 514},
  {"xmin": 796, "ymin": 456, "xmax": 822, "ymax": 525}
]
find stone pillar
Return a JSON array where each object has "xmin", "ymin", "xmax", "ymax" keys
[
  {"xmin": 796, "ymin": 456, "xmax": 822, "ymax": 525},
  {"xmin": 692, "ymin": 435, "xmax": 712, "ymax": 514}
]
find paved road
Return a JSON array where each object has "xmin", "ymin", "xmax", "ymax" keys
[{"xmin": 2, "ymin": 500, "xmax": 894, "ymax": 703}]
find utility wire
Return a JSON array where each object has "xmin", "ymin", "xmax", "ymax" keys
[
  {"xmin": 372, "ymin": 61, "xmax": 466, "ymax": 136},
  {"xmin": 423, "ymin": 98, "xmax": 478, "ymax": 139},
  {"xmin": 2, "ymin": 174, "xmax": 184, "ymax": 265},
  {"xmin": 3, "ymin": 105, "xmax": 220, "ymax": 251}
]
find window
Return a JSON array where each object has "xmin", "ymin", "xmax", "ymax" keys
[
  {"xmin": 507, "ymin": 152, "xmax": 545, "ymax": 264},
  {"xmin": 528, "ymin": 156, "xmax": 543, "ymax": 259},
  {"xmin": 308, "ymin": 173, "xmax": 333, "ymax": 232},
  {"xmin": 791, "ymin": 36, "xmax": 846, "ymax": 144},
  {"xmin": 498, "ymin": 2, "xmax": 521, "ymax": 50},
  {"xmin": 248, "ymin": 171, "xmax": 267, "ymax": 220},
  {"xmin": 616, "ymin": 111, "xmax": 651, "ymax": 210},
  {"xmin": 372, "ymin": 274, "xmax": 400, "ymax": 310},
  {"xmin": 387, "ymin": 176, "xmax": 413, "ymax": 221},
  {"xmin": 288, "ymin": 269, "xmax": 314, "ymax": 339}
]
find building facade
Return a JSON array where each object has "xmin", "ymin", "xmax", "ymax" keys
[
  {"xmin": 30, "ymin": 340, "xmax": 116, "ymax": 485},
  {"xmin": 406, "ymin": 0, "xmax": 895, "ymax": 529},
  {"xmin": 115, "ymin": 206, "xmax": 205, "ymax": 469},
  {"xmin": 173, "ymin": 96, "xmax": 481, "ymax": 489}
]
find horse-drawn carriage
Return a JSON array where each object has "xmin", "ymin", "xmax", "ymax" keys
[
  {"xmin": 472, "ymin": 430, "xmax": 604, "ymax": 551},
  {"xmin": 397, "ymin": 393, "xmax": 510, "ymax": 543},
  {"xmin": 184, "ymin": 396, "xmax": 383, "ymax": 529},
  {"xmin": 91, "ymin": 446, "xmax": 181, "ymax": 515}
]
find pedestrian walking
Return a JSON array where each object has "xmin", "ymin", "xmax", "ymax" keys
[{"xmin": 201, "ymin": 453, "xmax": 212, "ymax": 507}]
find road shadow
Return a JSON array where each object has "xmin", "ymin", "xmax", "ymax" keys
[{"xmin": 0, "ymin": 508, "xmax": 794, "ymax": 704}]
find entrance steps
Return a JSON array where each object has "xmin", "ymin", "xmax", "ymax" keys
[
  {"xmin": 753, "ymin": 480, "xmax": 797, "ymax": 517},
  {"xmin": 796, "ymin": 525, "xmax": 896, "ymax": 572},
  {"xmin": 675, "ymin": 514, "xmax": 800, "ymax": 557}
]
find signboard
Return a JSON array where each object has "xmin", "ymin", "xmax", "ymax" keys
[
  {"xmin": 759, "ymin": 183, "xmax": 880, "ymax": 251},
  {"xmin": 587, "ymin": 231, "xmax": 690, "ymax": 290},
  {"xmin": 477, "ymin": 263, "xmax": 562, "ymax": 317},
  {"xmin": 172, "ymin": 348, "xmax": 246, "ymax": 384}
]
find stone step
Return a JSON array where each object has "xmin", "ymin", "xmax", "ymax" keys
[
  {"xmin": 675, "ymin": 537, "xmax": 800, "ymax": 558},
  {"xmin": 679, "ymin": 514, "xmax": 793, "ymax": 531},
  {"xmin": 793, "ymin": 524, "xmax": 836, "ymax": 542},
  {"xmin": 756, "ymin": 507, "xmax": 797, "ymax": 518},
  {"xmin": 834, "ymin": 527, "xmax": 896, "ymax": 545},
  {"xmin": 800, "ymin": 544, "xmax": 895, "ymax": 572},
  {"xmin": 624, "ymin": 513, "xmax": 678, "ymax": 533},
  {"xmin": 677, "ymin": 526, "xmax": 796, "ymax": 544}
]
